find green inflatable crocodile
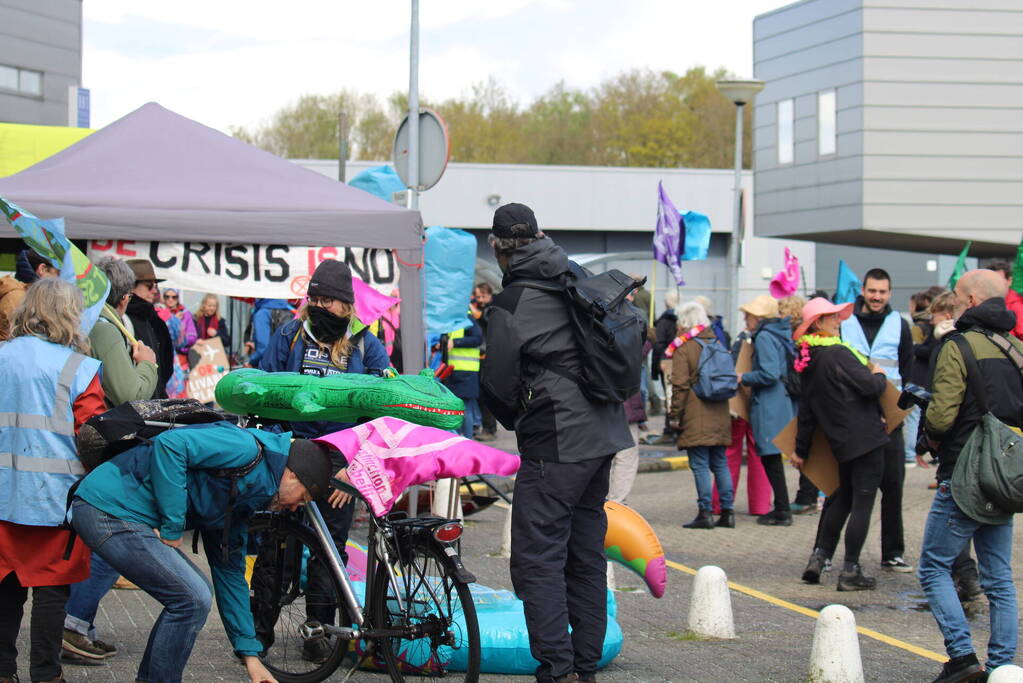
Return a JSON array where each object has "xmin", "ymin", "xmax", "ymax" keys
[{"xmin": 214, "ymin": 368, "xmax": 465, "ymax": 430}]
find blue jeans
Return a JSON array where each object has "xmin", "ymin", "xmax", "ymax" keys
[
  {"xmin": 71, "ymin": 500, "xmax": 213, "ymax": 683},
  {"xmin": 917, "ymin": 481, "xmax": 1017, "ymax": 667},
  {"xmin": 65, "ymin": 551, "xmax": 120, "ymax": 639},
  {"xmin": 688, "ymin": 445, "xmax": 733, "ymax": 512},
  {"xmin": 903, "ymin": 407, "xmax": 920, "ymax": 462},
  {"xmin": 459, "ymin": 398, "xmax": 480, "ymax": 439}
]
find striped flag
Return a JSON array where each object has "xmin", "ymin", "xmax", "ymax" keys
[{"xmin": 0, "ymin": 196, "xmax": 109, "ymax": 333}]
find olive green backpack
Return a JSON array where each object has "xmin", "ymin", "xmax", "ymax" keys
[{"xmin": 950, "ymin": 331, "xmax": 1023, "ymax": 524}]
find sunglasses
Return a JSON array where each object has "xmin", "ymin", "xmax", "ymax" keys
[
  {"xmin": 164, "ymin": 294, "xmax": 178, "ymax": 300},
  {"xmin": 136, "ymin": 280, "xmax": 158, "ymax": 290}
]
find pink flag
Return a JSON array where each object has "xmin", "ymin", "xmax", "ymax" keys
[
  {"xmin": 315, "ymin": 417, "xmax": 520, "ymax": 517},
  {"xmin": 769, "ymin": 247, "xmax": 800, "ymax": 299},
  {"xmin": 352, "ymin": 276, "xmax": 400, "ymax": 325}
]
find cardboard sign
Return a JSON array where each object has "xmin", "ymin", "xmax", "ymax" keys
[
  {"xmin": 729, "ymin": 341, "xmax": 753, "ymax": 421},
  {"xmin": 187, "ymin": 337, "xmax": 230, "ymax": 405},
  {"xmin": 88, "ymin": 240, "xmax": 398, "ymax": 298},
  {"xmin": 772, "ymin": 380, "xmax": 909, "ymax": 496}
]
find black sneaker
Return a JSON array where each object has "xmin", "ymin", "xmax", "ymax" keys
[
  {"xmin": 802, "ymin": 552, "xmax": 826, "ymax": 584},
  {"xmin": 881, "ymin": 556, "xmax": 914, "ymax": 573},
  {"xmin": 756, "ymin": 510, "xmax": 793, "ymax": 526},
  {"xmin": 837, "ymin": 564, "xmax": 877, "ymax": 591},
  {"xmin": 931, "ymin": 653, "xmax": 983, "ymax": 682}
]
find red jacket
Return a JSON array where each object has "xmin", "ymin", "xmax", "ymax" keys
[{"xmin": 1007, "ymin": 290, "xmax": 1023, "ymax": 340}]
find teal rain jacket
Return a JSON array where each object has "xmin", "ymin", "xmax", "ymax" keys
[{"xmin": 74, "ymin": 421, "xmax": 292, "ymax": 657}]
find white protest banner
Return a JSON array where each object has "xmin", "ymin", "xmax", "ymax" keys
[
  {"xmin": 187, "ymin": 337, "xmax": 230, "ymax": 405},
  {"xmin": 87, "ymin": 240, "xmax": 399, "ymax": 298}
]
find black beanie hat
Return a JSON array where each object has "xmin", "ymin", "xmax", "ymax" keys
[
  {"xmin": 286, "ymin": 440, "xmax": 334, "ymax": 500},
  {"xmin": 307, "ymin": 259, "xmax": 355, "ymax": 304},
  {"xmin": 491, "ymin": 203, "xmax": 539, "ymax": 239}
]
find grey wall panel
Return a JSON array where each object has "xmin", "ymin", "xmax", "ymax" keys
[
  {"xmin": 756, "ymin": 13, "xmax": 864, "ymax": 62},
  {"xmin": 864, "ymin": 204, "xmax": 1022, "ymax": 235},
  {"xmin": 863, "ymin": 130, "xmax": 1023, "ymax": 157},
  {"xmin": 0, "ymin": 6, "xmax": 79, "ymax": 47},
  {"xmin": 864, "ymin": 57, "xmax": 1023, "ymax": 86},
  {"xmin": 756, "ymin": 36, "xmax": 863, "ymax": 82},
  {"xmin": 864, "ymin": 32, "xmax": 1023, "ymax": 59},
  {"xmin": 755, "ymin": 0, "xmax": 862, "ymax": 40},
  {"xmin": 866, "ymin": 0, "xmax": 1023, "ymax": 10},
  {"xmin": 863, "ymin": 82, "xmax": 1023, "ymax": 109},
  {"xmin": 0, "ymin": 0, "xmax": 80, "ymax": 22},
  {"xmin": 864, "ymin": 179, "xmax": 1023, "ymax": 205},
  {"xmin": 757, "ymin": 156, "xmax": 864, "ymax": 192},
  {"xmin": 864, "ymin": 7, "xmax": 1023, "ymax": 34},
  {"xmin": 863, "ymin": 105, "xmax": 1023, "ymax": 133},
  {"xmin": 756, "ymin": 205, "xmax": 864, "ymax": 236},
  {"xmin": 758, "ymin": 60, "xmax": 864, "ymax": 102},
  {"xmin": 864, "ymin": 155, "xmax": 1023, "ymax": 180},
  {"xmin": 0, "ymin": 34, "xmax": 78, "ymax": 76}
]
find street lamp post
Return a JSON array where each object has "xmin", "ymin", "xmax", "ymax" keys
[{"xmin": 715, "ymin": 79, "xmax": 764, "ymax": 336}]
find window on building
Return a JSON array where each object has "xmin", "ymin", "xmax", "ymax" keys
[
  {"xmin": 0, "ymin": 64, "xmax": 43, "ymax": 96},
  {"xmin": 777, "ymin": 99, "xmax": 794, "ymax": 165},
  {"xmin": 818, "ymin": 90, "xmax": 837, "ymax": 156},
  {"xmin": 0, "ymin": 65, "xmax": 17, "ymax": 92}
]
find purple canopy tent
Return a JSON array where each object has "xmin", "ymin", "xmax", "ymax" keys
[{"xmin": 0, "ymin": 102, "xmax": 425, "ymax": 370}]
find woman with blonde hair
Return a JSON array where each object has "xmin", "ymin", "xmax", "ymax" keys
[
  {"xmin": 193, "ymin": 292, "xmax": 232, "ymax": 355},
  {"xmin": 0, "ymin": 278, "xmax": 106, "ymax": 683},
  {"xmin": 258, "ymin": 259, "xmax": 390, "ymax": 661},
  {"xmin": 668, "ymin": 301, "xmax": 735, "ymax": 529}
]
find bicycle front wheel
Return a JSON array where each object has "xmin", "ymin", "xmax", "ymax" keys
[
  {"xmin": 248, "ymin": 513, "xmax": 348, "ymax": 683},
  {"xmin": 370, "ymin": 542, "xmax": 481, "ymax": 682}
]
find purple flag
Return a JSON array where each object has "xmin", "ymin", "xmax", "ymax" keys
[{"xmin": 653, "ymin": 181, "xmax": 685, "ymax": 286}]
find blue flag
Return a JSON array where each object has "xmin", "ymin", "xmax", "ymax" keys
[
  {"xmin": 835, "ymin": 260, "xmax": 860, "ymax": 304},
  {"xmin": 680, "ymin": 211, "xmax": 711, "ymax": 261},
  {"xmin": 0, "ymin": 197, "xmax": 109, "ymax": 333}
]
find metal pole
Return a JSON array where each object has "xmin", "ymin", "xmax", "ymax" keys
[
  {"xmin": 407, "ymin": 0, "xmax": 420, "ymax": 210},
  {"xmin": 337, "ymin": 112, "xmax": 348, "ymax": 183},
  {"xmin": 727, "ymin": 102, "xmax": 744, "ymax": 336}
]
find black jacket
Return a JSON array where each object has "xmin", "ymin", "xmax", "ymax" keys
[
  {"xmin": 480, "ymin": 238, "xmax": 632, "ymax": 462},
  {"xmin": 796, "ymin": 343, "xmax": 889, "ymax": 463},
  {"xmin": 924, "ymin": 298, "xmax": 1023, "ymax": 481},
  {"xmin": 651, "ymin": 309, "xmax": 678, "ymax": 379},
  {"xmin": 126, "ymin": 294, "xmax": 174, "ymax": 399},
  {"xmin": 849, "ymin": 297, "xmax": 913, "ymax": 383}
]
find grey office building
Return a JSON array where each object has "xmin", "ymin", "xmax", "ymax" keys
[
  {"xmin": 753, "ymin": 0, "xmax": 1022, "ymax": 302},
  {"xmin": 0, "ymin": 0, "xmax": 82, "ymax": 125}
]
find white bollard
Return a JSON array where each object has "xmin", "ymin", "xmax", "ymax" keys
[
  {"xmin": 606, "ymin": 561, "xmax": 617, "ymax": 592},
  {"xmin": 989, "ymin": 665, "xmax": 1023, "ymax": 682},
  {"xmin": 808, "ymin": 604, "xmax": 864, "ymax": 683},
  {"xmin": 687, "ymin": 565, "xmax": 735, "ymax": 639},
  {"xmin": 496, "ymin": 502, "xmax": 513, "ymax": 558}
]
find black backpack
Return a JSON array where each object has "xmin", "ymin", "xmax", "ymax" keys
[
  {"xmin": 781, "ymin": 346, "xmax": 801, "ymax": 399},
  {"xmin": 510, "ymin": 265, "xmax": 646, "ymax": 404}
]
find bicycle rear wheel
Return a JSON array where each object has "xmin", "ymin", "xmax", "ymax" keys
[
  {"xmin": 248, "ymin": 513, "xmax": 348, "ymax": 683},
  {"xmin": 370, "ymin": 541, "xmax": 481, "ymax": 682}
]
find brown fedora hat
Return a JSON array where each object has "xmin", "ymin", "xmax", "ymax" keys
[{"xmin": 126, "ymin": 259, "xmax": 165, "ymax": 283}]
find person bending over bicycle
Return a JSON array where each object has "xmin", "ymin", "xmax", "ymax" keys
[{"xmin": 70, "ymin": 421, "xmax": 337, "ymax": 683}]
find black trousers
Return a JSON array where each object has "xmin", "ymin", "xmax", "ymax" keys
[
  {"xmin": 816, "ymin": 448, "xmax": 884, "ymax": 565},
  {"xmin": 879, "ymin": 427, "xmax": 906, "ymax": 561},
  {"xmin": 480, "ymin": 401, "xmax": 497, "ymax": 434},
  {"xmin": 510, "ymin": 456, "xmax": 613, "ymax": 683},
  {"xmin": 794, "ymin": 472, "xmax": 818, "ymax": 506},
  {"xmin": 0, "ymin": 572, "xmax": 68, "ymax": 681},
  {"xmin": 306, "ymin": 498, "xmax": 355, "ymax": 627},
  {"xmin": 760, "ymin": 454, "xmax": 791, "ymax": 513}
]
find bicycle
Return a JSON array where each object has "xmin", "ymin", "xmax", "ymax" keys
[{"xmin": 248, "ymin": 477, "xmax": 481, "ymax": 683}]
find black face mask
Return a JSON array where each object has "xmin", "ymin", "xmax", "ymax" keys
[{"xmin": 307, "ymin": 305, "xmax": 348, "ymax": 343}]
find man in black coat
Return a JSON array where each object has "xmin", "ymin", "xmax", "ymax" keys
[
  {"xmin": 481, "ymin": 203, "xmax": 632, "ymax": 683},
  {"xmin": 125, "ymin": 259, "xmax": 173, "ymax": 399}
]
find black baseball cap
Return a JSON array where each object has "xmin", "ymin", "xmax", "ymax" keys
[{"xmin": 491, "ymin": 203, "xmax": 539, "ymax": 239}]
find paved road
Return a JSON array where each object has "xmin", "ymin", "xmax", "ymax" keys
[{"xmin": 16, "ymin": 430, "xmax": 1020, "ymax": 682}]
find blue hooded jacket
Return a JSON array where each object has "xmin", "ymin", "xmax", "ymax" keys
[
  {"xmin": 741, "ymin": 317, "xmax": 797, "ymax": 455},
  {"xmin": 74, "ymin": 422, "xmax": 292, "ymax": 657},
  {"xmin": 248, "ymin": 299, "xmax": 294, "ymax": 366},
  {"xmin": 259, "ymin": 317, "xmax": 390, "ymax": 438}
]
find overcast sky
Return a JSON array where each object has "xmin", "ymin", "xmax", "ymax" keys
[{"xmin": 83, "ymin": 0, "xmax": 789, "ymax": 133}]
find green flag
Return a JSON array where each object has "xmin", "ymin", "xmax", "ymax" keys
[
  {"xmin": 1012, "ymin": 236, "xmax": 1023, "ymax": 295},
  {"xmin": 947, "ymin": 241, "xmax": 971, "ymax": 290}
]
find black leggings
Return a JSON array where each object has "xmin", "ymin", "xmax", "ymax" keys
[
  {"xmin": 0, "ymin": 572, "xmax": 68, "ymax": 682},
  {"xmin": 760, "ymin": 454, "xmax": 791, "ymax": 513},
  {"xmin": 817, "ymin": 448, "xmax": 884, "ymax": 565}
]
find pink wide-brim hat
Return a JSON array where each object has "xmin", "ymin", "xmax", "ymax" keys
[{"xmin": 793, "ymin": 298, "xmax": 854, "ymax": 340}]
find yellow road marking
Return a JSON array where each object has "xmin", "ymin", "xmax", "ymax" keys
[{"xmin": 665, "ymin": 559, "xmax": 947, "ymax": 663}]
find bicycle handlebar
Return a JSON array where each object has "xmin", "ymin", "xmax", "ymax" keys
[{"xmin": 329, "ymin": 476, "xmax": 363, "ymax": 500}]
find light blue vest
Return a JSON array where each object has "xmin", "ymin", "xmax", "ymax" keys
[
  {"xmin": 0, "ymin": 336, "xmax": 101, "ymax": 526},
  {"xmin": 841, "ymin": 310, "xmax": 903, "ymax": 387}
]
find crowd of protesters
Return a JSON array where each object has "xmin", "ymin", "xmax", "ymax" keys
[{"xmin": 2, "ymin": 216, "xmax": 1022, "ymax": 683}]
